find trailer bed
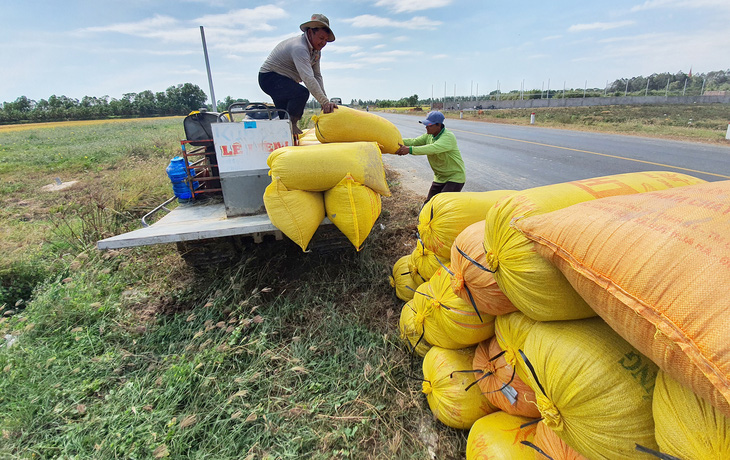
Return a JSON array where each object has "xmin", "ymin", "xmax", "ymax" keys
[{"xmin": 97, "ymin": 201, "xmax": 282, "ymax": 250}]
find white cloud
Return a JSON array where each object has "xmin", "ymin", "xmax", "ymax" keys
[
  {"xmin": 575, "ymin": 29, "xmax": 730, "ymax": 75},
  {"xmin": 193, "ymin": 5, "xmax": 288, "ymax": 29},
  {"xmin": 374, "ymin": 0, "xmax": 453, "ymax": 13},
  {"xmin": 327, "ymin": 45, "xmax": 363, "ymax": 53},
  {"xmin": 569, "ymin": 21, "xmax": 635, "ymax": 32},
  {"xmin": 344, "ymin": 49, "xmax": 418, "ymax": 65},
  {"xmin": 351, "ymin": 50, "xmax": 412, "ymax": 58},
  {"xmin": 346, "ymin": 33, "xmax": 384, "ymax": 41},
  {"xmin": 79, "ymin": 14, "xmax": 181, "ymax": 36},
  {"xmin": 77, "ymin": 6, "xmax": 289, "ymax": 43},
  {"xmin": 631, "ymin": 0, "xmax": 730, "ymax": 12},
  {"xmin": 214, "ymin": 34, "xmax": 296, "ymax": 55},
  {"xmin": 323, "ymin": 62, "xmax": 366, "ymax": 70},
  {"xmin": 343, "ymin": 14, "xmax": 441, "ymax": 30}
]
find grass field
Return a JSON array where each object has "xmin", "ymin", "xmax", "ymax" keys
[
  {"xmin": 0, "ymin": 107, "xmax": 727, "ymax": 458},
  {"xmin": 0, "ymin": 116, "xmax": 461, "ymax": 459}
]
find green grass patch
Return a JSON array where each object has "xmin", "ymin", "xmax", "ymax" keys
[
  {"xmin": 0, "ymin": 118, "xmax": 182, "ymax": 306},
  {"xmin": 0, "ymin": 116, "xmax": 455, "ymax": 457},
  {"xmin": 0, "ymin": 243, "xmax": 457, "ymax": 459}
]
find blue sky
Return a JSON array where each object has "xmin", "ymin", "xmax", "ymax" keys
[{"xmin": 3, "ymin": 0, "xmax": 729, "ymax": 106}]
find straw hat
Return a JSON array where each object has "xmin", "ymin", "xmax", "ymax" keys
[{"xmin": 300, "ymin": 14, "xmax": 335, "ymax": 42}]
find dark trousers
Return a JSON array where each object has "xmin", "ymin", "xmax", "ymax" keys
[
  {"xmin": 425, "ymin": 181, "xmax": 465, "ymax": 203},
  {"xmin": 258, "ymin": 72, "xmax": 309, "ymax": 120}
]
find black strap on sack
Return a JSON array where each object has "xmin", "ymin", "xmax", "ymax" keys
[
  {"xmin": 519, "ymin": 349, "xmax": 547, "ymax": 397},
  {"xmin": 456, "ymin": 244, "xmax": 495, "ymax": 274},
  {"xmin": 520, "ymin": 441, "xmax": 554, "ymax": 460},
  {"xmin": 635, "ymin": 445, "xmax": 682, "ymax": 460},
  {"xmin": 464, "ymin": 349, "xmax": 512, "ymax": 392}
]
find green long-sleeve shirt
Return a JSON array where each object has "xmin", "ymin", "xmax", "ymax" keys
[{"xmin": 402, "ymin": 127, "xmax": 466, "ymax": 184}]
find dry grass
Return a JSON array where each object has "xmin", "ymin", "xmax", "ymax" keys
[{"xmin": 0, "ymin": 116, "xmax": 182, "ymax": 133}]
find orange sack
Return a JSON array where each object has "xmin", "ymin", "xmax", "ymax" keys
[
  {"xmin": 533, "ymin": 421, "xmax": 588, "ymax": 460},
  {"xmin": 485, "ymin": 170, "xmax": 704, "ymax": 321},
  {"xmin": 451, "ymin": 220, "xmax": 517, "ymax": 316},
  {"xmin": 515, "ymin": 180, "xmax": 730, "ymax": 418},
  {"xmin": 472, "ymin": 337, "xmax": 540, "ymax": 418}
]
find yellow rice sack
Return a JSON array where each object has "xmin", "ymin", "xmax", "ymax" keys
[
  {"xmin": 472, "ymin": 337, "xmax": 540, "ymax": 418},
  {"xmin": 390, "ymin": 255, "xmax": 418, "ymax": 302},
  {"xmin": 267, "ymin": 141, "xmax": 390, "ymax": 196},
  {"xmin": 263, "ymin": 177, "xmax": 324, "ymax": 251},
  {"xmin": 494, "ymin": 311, "xmax": 538, "ymax": 385},
  {"xmin": 398, "ymin": 300, "xmax": 431, "ymax": 357},
  {"xmin": 311, "ymin": 105, "xmax": 403, "ymax": 154},
  {"xmin": 418, "ymin": 191, "xmax": 514, "ymax": 259},
  {"xmin": 408, "ymin": 239, "xmax": 446, "ymax": 284},
  {"xmin": 485, "ymin": 171, "xmax": 705, "ymax": 321},
  {"xmin": 323, "ymin": 174, "xmax": 381, "ymax": 250},
  {"xmin": 411, "ymin": 266, "xmax": 495, "ymax": 349},
  {"xmin": 422, "ymin": 346, "xmax": 496, "ymax": 429},
  {"xmin": 515, "ymin": 180, "xmax": 730, "ymax": 418},
  {"xmin": 466, "ymin": 412, "xmax": 537, "ymax": 460},
  {"xmin": 297, "ymin": 127, "xmax": 320, "ymax": 146},
  {"xmin": 451, "ymin": 221, "xmax": 517, "ymax": 317},
  {"xmin": 534, "ymin": 421, "xmax": 589, "ymax": 460},
  {"xmin": 653, "ymin": 370, "xmax": 730, "ymax": 459},
  {"xmin": 521, "ymin": 317, "xmax": 659, "ymax": 459}
]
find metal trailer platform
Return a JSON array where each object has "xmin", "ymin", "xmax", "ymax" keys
[{"xmin": 96, "ymin": 200, "xmax": 285, "ymax": 250}]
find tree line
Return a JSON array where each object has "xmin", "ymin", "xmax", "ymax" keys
[
  {"xmin": 0, "ymin": 83, "xmax": 211, "ymax": 124},
  {"xmin": 352, "ymin": 69, "xmax": 730, "ymax": 108}
]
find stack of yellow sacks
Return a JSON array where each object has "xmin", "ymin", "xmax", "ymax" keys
[
  {"xmin": 265, "ymin": 108, "xmax": 406, "ymax": 251},
  {"xmin": 394, "ymin": 171, "xmax": 730, "ymax": 459}
]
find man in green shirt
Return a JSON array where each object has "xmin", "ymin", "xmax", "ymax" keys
[{"xmin": 396, "ymin": 111, "xmax": 466, "ymax": 203}]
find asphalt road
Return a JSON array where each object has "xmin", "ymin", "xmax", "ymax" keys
[{"xmin": 378, "ymin": 112, "xmax": 730, "ymax": 195}]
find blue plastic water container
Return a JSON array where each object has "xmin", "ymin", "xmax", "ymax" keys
[{"xmin": 166, "ymin": 156, "xmax": 193, "ymax": 201}]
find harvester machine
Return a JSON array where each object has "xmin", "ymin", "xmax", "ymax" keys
[{"xmin": 96, "ymin": 103, "xmax": 339, "ymax": 266}]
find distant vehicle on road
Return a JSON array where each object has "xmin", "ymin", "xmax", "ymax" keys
[{"xmin": 330, "ymin": 97, "xmax": 342, "ymax": 105}]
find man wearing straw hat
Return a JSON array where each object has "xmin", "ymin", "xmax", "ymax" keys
[{"xmin": 259, "ymin": 14, "xmax": 338, "ymax": 135}]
